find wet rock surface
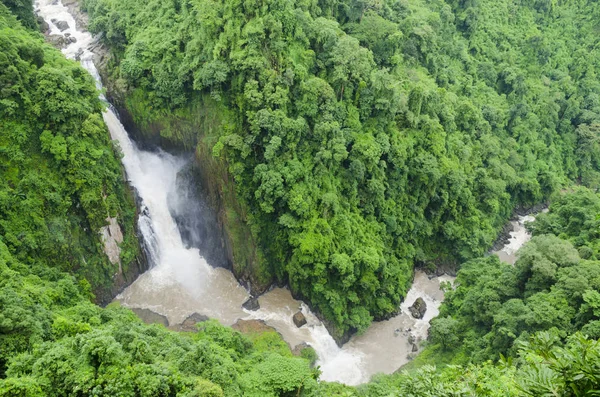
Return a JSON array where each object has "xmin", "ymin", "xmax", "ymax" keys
[
  {"xmin": 170, "ymin": 312, "xmax": 209, "ymax": 332},
  {"xmin": 293, "ymin": 311, "xmax": 307, "ymax": 327},
  {"xmin": 232, "ymin": 319, "xmax": 277, "ymax": 334},
  {"xmin": 408, "ymin": 297, "xmax": 427, "ymax": 319},
  {"xmin": 169, "ymin": 162, "xmax": 232, "ymax": 271},
  {"xmin": 47, "ymin": 34, "xmax": 66, "ymax": 48},
  {"xmin": 292, "ymin": 342, "xmax": 311, "ymax": 356},
  {"xmin": 513, "ymin": 203, "xmax": 548, "ymax": 218},
  {"xmin": 242, "ymin": 297, "xmax": 260, "ymax": 311},
  {"xmin": 62, "ymin": 0, "xmax": 88, "ymax": 29},
  {"xmin": 64, "ymin": 33, "xmax": 77, "ymax": 44},
  {"xmin": 131, "ymin": 308, "xmax": 169, "ymax": 327},
  {"xmin": 37, "ymin": 15, "xmax": 49, "ymax": 32},
  {"xmin": 490, "ymin": 221, "xmax": 515, "ymax": 252},
  {"xmin": 51, "ymin": 19, "xmax": 69, "ymax": 31}
]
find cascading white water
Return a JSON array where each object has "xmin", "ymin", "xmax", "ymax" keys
[
  {"xmin": 34, "ymin": 0, "xmax": 536, "ymax": 385},
  {"xmin": 495, "ymin": 215, "xmax": 536, "ymax": 265},
  {"xmin": 34, "ymin": 0, "xmax": 366, "ymax": 384}
]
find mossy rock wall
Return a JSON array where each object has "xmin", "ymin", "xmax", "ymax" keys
[{"xmin": 104, "ymin": 81, "xmax": 273, "ymax": 294}]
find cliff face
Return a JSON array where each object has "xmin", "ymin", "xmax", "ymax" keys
[
  {"xmin": 90, "ymin": 42, "xmax": 273, "ymax": 295},
  {"xmin": 32, "ymin": 3, "xmax": 148, "ymax": 305},
  {"xmin": 108, "ymin": 94, "xmax": 272, "ymax": 295}
]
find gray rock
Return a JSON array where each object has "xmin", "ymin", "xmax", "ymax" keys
[
  {"xmin": 292, "ymin": 342, "xmax": 311, "ymax": 356},
  {"xmin": 37, "ymin": 16, "xmax": 49, "ymax": 33},
  {"xmin": 292, "ymin": 342, "xmax": 318, "ymax": 366},
  {"xmin": 242, "ymin": 297, "xmax": 260, "ymax": 311},
  {"xmin": 75, "ymin": 48, "xmax": 84, "ymax": 61},
  {"xmin": 409, "ymin": 297, "xmax": 427, "ymax": 319},
  {"xmin": 178, "ymin": 312, "xmax": 209, "ymax": 331},
  {"xmin": 54, "ymin": 20, "xmax": 69, "ymax": 31},
  {"xmin": 47, "ymin": 34, "xmax": 66, "ymax": 48},
  {"xmin": 131, "ymin": 308, "xmax": 169, "ymax": 327},
  {"xmin": 293, "ymin": 311, "xmax": 307, "ymax": 328}
]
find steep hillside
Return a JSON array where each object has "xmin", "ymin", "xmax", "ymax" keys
[
  {"xmin": 1, "ymin": 1, "xmax": 600, "ymax": 395},
  {"xmin": 82, "ymin": 0, "xmax": 600, "ymax": 338},
  {"xmin": 0, "ymin": 1, "xmax": 142, "ymax": 304}
]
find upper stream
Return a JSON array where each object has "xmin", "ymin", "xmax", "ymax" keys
[{"xmin": 35, "ymin": 0, "xmax": 535, "ymax": 385}]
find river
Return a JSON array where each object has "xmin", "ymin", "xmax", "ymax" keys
[
  {"xmin": 34, "ymin": 0, "xmax": 535, "ymax": 385},
  {"xmin": 495, "ymin": 215, "xmax": 535, "ymax": 265}
]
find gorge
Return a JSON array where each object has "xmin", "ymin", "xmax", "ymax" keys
[
  {"xmin": 3, "ymin": 0, "xmax": 600, "ymax": 394},
  {"xmin": 35, "ymin": 0, "xmax": 539, "ymax": 385}
]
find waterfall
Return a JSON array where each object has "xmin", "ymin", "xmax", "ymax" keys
[{"xmin": 37, "ymin": 0, "xmax": 543, "ymax": 385}]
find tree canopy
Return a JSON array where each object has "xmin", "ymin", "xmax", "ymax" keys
[
  {"xmin": 0, "ymin": 1, "xmax": 139, "ymax": 301},
  {"xmin": 3, "ymin": 0, "xmax": 600, "ymax": 394},
  {"xmin": 82, "ymin": 0, "xmax": 600, "ymax": 337}
]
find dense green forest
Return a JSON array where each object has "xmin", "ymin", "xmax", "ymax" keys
[
  {"xmin": 80, "ymin": 0, "xmax": 600, "ymax": 338},
  {"xmin": 427, "ymin": 189, "xmax": 600, "ymax": 364},
  {"xmin": 0, "ymin": 0, "xmax": 141, "ymax": 306},
  {"xmin": 2, "ymin": 0, "xmax": 600, "ymax": 395}
]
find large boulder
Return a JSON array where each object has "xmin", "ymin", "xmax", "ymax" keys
[
  {"xmin": 292, "ymin": 342, "xmax": 311, "ymax": 356},
  {"xmin": 292, "ymin": 342, "xmax": 318, "ymax": 366},
  {"xmin": 179, "ymin": 313, "xmax": 209, "ymax": 331},
  {"xmin": 74, "ymin": 48, "xmax": 84, "ymax": 61},
  {"xmin": 37, "ymin": 16, "xmax": 49, "ymax": 33},
  {"xmin": 64, "ymin": 33, "xmax": 77, "ymax": 44},
  {"xmin": 51, "ymin": 19, "xmax": 70, "ymax": 31},
  {"xmin": 293, "ymin": 311, "xmax": 307, "ymax": 328},
  {"xmin": 131, "ymin": 308, "xmax": 169, "ymax": 327},
  {"xmin": 47, "ymin": 34, "xmax": 66, "ymax": 48},
  {"xmin": 409, "ymin": 297, "xmax": 427, "ymax": 319},
  {"xmin": 242, "ymin": 297, "xmax": 260, "ymax": 311}
]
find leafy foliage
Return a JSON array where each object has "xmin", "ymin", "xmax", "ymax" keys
[
  {"xmin": 530, "ymin": 187, "xmax": 600, "ymax": 259},
  {"xmin": 82, "ymin": 0, "xmax": 600, "ymax": 337},
  {"xmin": 424, "ymin": 188, "xmax": 600, "ymax": 367},
  {"xmin": 3, "ymin": 2, "xmax": 600, "ymax": 395},
  {"xmin": 0, "ymin": 3, "xmax": 139, "ymax": 299},
  {"xmin": 0, "ymin": 0, "xmax": 36, "ymax": 29}
]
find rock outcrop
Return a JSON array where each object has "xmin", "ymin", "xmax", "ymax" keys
[
  {"xmin": 47, "ymin": 34, "xmax": 66, "ymax": 48},
  {"xmin": 131, "ymin": 308, "xmax": 169, "ymax": 327},
  {"xmin": 292, "ymin": 342, "xmax": 311, "ymax": 356},
  {"xmin": 232, "ymin": 319, "xmax": 276, "ymax": 334},
  {"xmin": 242, "ymin": 297, "xmax": 260, "ymax": 311},
  {"xmin": 64, "ymin": 33, "xmax": 77, "ymax": 44},
  {"xmin": 37, "ymin": 15, "xmax": 49, "ymax": 33},
  {"xmin": 409, "ymin": 297, "xmax": 427, "ymax": 319},
  {"xmin": 293, "ymin": 311, "xmax": 307, "ymax": 328},
  {"xmin": 51, "ymin": 19, "xmax": 69, "ymax": 31},
  {"xmin": 170, "ymin": 313, "xmax": 209, "ymax": 332},
  {"xmin": 100, "ymin": 216, "xmax": 124, "ymax": 272}
]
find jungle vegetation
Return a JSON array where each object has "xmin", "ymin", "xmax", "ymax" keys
[
  {"xmin": 81, "ymin": 0, "xmax": 600, "ymax": 339},
  {"xmin": 2, "ymin": 0, "xmax": 600, "ymax": 395},
  {"xmin": 0, "ymin": 1, "xmax": 141, "ymax": 302}
]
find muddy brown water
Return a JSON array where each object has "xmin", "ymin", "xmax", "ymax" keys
[{"xmin": 36, "ymin": 0, "xmax": 535, "ymax": 384}]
